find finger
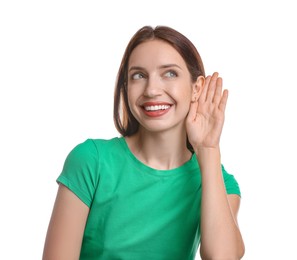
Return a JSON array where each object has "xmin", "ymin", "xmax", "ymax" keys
[
  {"xmin": 199, "ymin": 75, "xmax": 211, "ymax": 102},
  {"xmin": 206, "ymin": 72, "xmax": 219, "ymax": 103},
  {"xmin": 218, "ymin": 89, "xmax": 228, "ymax": 113},
  {"xmin": 188, "ymin": 99, "xmax": 199, "ymax": 121},
  {"xmin": 213, "ymin": 76, "xmax": 223, "ymax": 104}
]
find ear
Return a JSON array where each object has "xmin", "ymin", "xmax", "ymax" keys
[{"xmin": 191, "ymin": 76, "xmax": 205, "ymax": 102}]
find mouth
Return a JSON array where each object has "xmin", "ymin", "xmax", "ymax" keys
[
  {"xmin": 141, "ymin": 102, "xmax": 172, "ymax": 117},
  {"xmin": 143, "ymin": 104, "xmax": 171, "ymax": 111}
]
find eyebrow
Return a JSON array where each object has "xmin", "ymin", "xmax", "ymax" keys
[{"xmin": 128, "ymin": 64, "xmax": 182, "ymax": 72}]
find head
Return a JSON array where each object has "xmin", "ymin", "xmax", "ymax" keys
[{"xmin": 114, "ymin": 25, "xmax": 205, "ymax": 140}]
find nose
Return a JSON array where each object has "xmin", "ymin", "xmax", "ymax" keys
[{"xmin": 143, "ymin": 76, "xmax": 162, "ymax": 98}]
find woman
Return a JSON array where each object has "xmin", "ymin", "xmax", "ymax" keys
[{"xmin": 43, "ymin": 25, "xmax": 245, "ymax": 260}]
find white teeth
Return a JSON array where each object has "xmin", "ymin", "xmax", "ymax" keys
[{"xmin": 144, "ymin": 105, "xmax": 171, "ymax": 111}]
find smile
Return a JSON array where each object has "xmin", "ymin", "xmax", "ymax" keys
[
  {"xmin": 144, "ymin": 105, "xmax": 171, "ymax": 111},
  {"xmin": 141, "ymin": 102, "xmax": 172, "ymax": 117}
]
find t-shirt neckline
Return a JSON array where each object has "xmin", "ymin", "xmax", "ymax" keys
[{"xmin": 117, "ymin": 137, "xmax": 198, "ymax": 177}]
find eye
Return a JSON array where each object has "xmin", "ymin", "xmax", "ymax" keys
[
  {"xmin": 131, "ymin": 72, "xmax": 145, "ymax": 80},
  {"xmin": 164, "ymin": 70, "xmax": 177, "ymax": 78}
]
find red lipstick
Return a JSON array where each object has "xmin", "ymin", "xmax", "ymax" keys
[{"xmin": 141, "ymin": 102, "xmax": 172, "ymax": 117}]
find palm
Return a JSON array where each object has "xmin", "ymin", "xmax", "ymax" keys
[{"xmin": 186, "ymin": 72, "xmax": 228, "ymax": 149}]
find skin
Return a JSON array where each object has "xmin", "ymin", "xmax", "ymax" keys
[
  {"xmin": 42, "ymin": 184, "xmax": 89, "ymax": 260},
  {"xmin": 43, "ymin": 39, "xmax": 245, "ymax": 260},
  {"xmin": 187, "ymin": 73, "xmax": 245, "ymax": 259},
  {"xmin": 126, "ymin": 40, "xmax": 198, "ymax": 169}
]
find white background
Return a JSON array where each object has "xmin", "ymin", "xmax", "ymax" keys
[{"xmin": 1, "ymin": 0, "xmax": 296, "ymax": 259}]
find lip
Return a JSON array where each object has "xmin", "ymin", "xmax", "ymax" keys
[
  {"xmin": 141, "ymin": 101, "xmax": 172, "ymax": 106},
  {"xmin": 141, "ymin": 101, "xmax": 173, "ymax": 118}
]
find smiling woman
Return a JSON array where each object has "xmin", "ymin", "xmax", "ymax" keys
[
  {"xmin": 42, "ymin": 25, "xmax": 245, "ymax": 260},
  {"xmin": 126, "ymin": 39, "xmax": 198, "ymax": 134}
]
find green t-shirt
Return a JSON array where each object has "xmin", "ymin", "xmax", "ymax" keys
[{"xmin": 57, "ymin": 137, "xmax": 241, "ymax": 260}]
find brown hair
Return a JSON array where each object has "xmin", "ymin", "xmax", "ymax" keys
[{"xmin": 113, "ymin": 25, "xmax": 205, "ymax": 139}]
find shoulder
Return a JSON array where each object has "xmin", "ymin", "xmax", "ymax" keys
[
  {"xmin": 89, "ymin": 137, "xmax": 125, "ymax": 157},
  {"xmin": 90, "ymin": 137, "xmax": 123, "ymax": 149},
  {"xmin": 61, "ymin": 137, "xmax": 122, "ymax": 175},
  {"xmin": 63, "ymin": 139, "xmax": 98, "ymax": 167},
  {"xmin": 57, "ymin": 137, "xmax": 123, "ymax": 206},
  {"xmin": 66, "ymin": 137, "xmax": 121, "ymax": 161}
]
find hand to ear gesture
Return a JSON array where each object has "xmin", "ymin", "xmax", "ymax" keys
[{"xmin": 186, "ymin": 72, "xmax": 228, "ymax": 151}]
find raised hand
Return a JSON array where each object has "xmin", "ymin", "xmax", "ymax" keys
[{"xmin": 186, "ymin": 72, "xmax": 228, "ymax": 151}]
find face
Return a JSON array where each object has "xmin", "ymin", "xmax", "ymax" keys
[{"xmin": 127, "ymin": 39, "xmax": 198, "ymax": 134}]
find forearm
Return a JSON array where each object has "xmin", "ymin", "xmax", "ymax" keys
[{"xmin": 196, "ymin": 147, "xmax": 244, "ymax": 259}]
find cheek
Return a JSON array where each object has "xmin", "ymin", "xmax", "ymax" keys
[
  {"xmin": 172, "ymin": 86, "xmax": 192, "ymax": 101},
  {"xmin": 175, "ymin": 86, "xmax": 193, "ymax": 111},
  {"xmin": 127, "ymin": 93, "xmax": 134, "ymax": 113},
  {"xmin": 127, "ymin": 84, "xmax": 143, "ymax": 98},
  {"xmin": 127, "ymin": 88, "xmax": 141, "ymax": 112},
  {"xmin": 127, "ymin": 88, "xmax": 136, "ymax": 103}
]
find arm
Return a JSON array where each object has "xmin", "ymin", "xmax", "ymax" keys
[
  {"xmin": 186, "ymin": 72, "xmax": 245, "ymax": 259},
  {"xmin": 42, "ymin": 184, "xmax": 89, "ymax": 260},
  {"xmin": 196, "ymin": 148, "xmax": 244, "ymax": 259}
]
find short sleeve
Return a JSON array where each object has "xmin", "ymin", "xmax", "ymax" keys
[
  {"xmin": 57, "ymin": 139, "xmax": 100, "ymax": 207},
  {"xmin": 221, "ymin": 165, "xmax": 241, "ymax": 197}
]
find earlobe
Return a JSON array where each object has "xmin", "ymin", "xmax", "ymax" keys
[{"xmin": 191, "ymin": 93, "xmax": 197, "ymax": 102}]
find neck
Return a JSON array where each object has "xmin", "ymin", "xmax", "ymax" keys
[{"xmin": 125, "ymin": 128, "xmax": 192, "ymax": 170}]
